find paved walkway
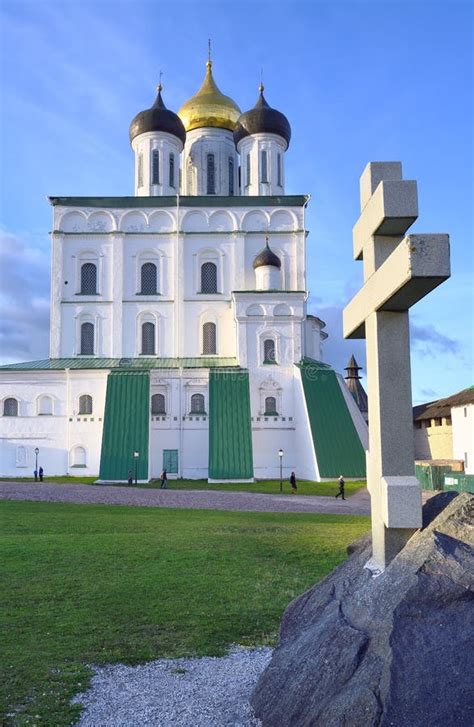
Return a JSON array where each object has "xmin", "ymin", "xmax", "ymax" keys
[{"xmin": 0, "ymin": 481, "xmax": 372, "ymax": 516}]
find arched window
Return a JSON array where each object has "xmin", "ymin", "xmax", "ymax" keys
[
  {"xmin": 261, "ymin": 150, "xmax": 268, "ymax": 183},
  {"xmin": 152, "ymin": 149, "xmax": 160, "ymax": 185},
  {"xmin": 246, "ymin": 153, "xmax": 251, "ymax": 186},
  {"xmin": 38, "ymin": 395, "xmax": 53, "ymax": 416},
  {"xmin": 201, "ymin": 262, "xmax": 218, "ymax": 294},
  {"xmin": 141, "ymin": 322, "xmax": 155, "ymax": 355},
  {"xmin": 228, "ymin": 158, "xmax": 234, "ymax": 196},
  {"xmin": 263, "ymin": 338, "xmax": 276, "ymax": 364},
  {"xmin": 277, "ymin": 153, "xmax": 282, "ymax": 187},
  {"xmin": 151, "ymin": 393, "xmax": 166, "ymax": 415},
  {"xmin": 169, "ymin": 153, "xmax": 175, "ymax": 188},
  {"xmin": 78, "ymin": 395, "xmax": 92, "ymax": 415},
  {"xmin": 141, "ymin": 263, "xmax": 158, "ymax": 294},
  {"xmin": 3, "ymin": 397, "xmax": 18, "ymax": 416},
  {"xmin": 138, "ymin": 152, "xmax": 144, "ymax": 187},
  {"xmin": 190, "ymin": 393, "xmax": 205, "ymax": 414},
  {"xmin": 72, "ymin": 446, "xmax": 87, "ymax": 467},
  {"xmin": 81, "ymin": 263, "xmax": 97, "ymax": 294},
  {"xmin": 264, "ymin": 396, "xmax": 278, "ymax": 415},
  {"xmin": 207, "ymin": 153, "xmax": 215, "ymax": 194},
  {"xmin": 80, "ymin": 322, "xmax": 94, "ymax": 355},
  {"xmin": 202, "ymin": 322, "xmax": 217, "ymax": 355}
]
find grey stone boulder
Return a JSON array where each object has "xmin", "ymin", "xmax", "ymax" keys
[{"xmin": 251, "ymin": 492, "xmax": 474, "ymax": 727}]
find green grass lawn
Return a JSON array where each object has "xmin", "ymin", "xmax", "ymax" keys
[
  {"xmin": 0, "ymin": 477, "xmax": 366, "ymax": 497},
  {"xmin": 1, "ymin": 500, "xmax": 369, "ymax": 726}
]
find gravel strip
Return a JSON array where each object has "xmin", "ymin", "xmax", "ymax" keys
[
  {"xmin": 0, "ymin": 481, "xmax": 372, "ymax": 515},
  {"xmin": 72, "ymin": 646, "xmax": 273, "ymax": 727}
]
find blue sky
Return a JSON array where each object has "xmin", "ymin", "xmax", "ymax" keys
[{"xmin": 0, "ymin": 0, "xmax": 472, "ymax": 403}]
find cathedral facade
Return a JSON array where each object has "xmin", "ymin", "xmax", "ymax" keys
[{"xmin": 0, "ymin": 59, "xmax": 367, "ymax": 481}]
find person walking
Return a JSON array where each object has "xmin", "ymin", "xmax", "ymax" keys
[
  {"xmin": 290, "ymin": 471, "xmax": 297, "ymax": 494},
  {"xmin": 34, "ymin": 469, "xmax": 38, "ymax": 482},
  {"xmin": 38, "ymin": 466, "xmax": 44, "ymax": 482},
  {"xmin": 128, "ymin": 470, "xmax": 133, "ymax": 486},
  {"xmin": 335, "ymin": 475, "xmax": 345, "ymax": 500},
  {"xmin": 160, "ymin": 469, "xmax": 168, "ymax": 489}
]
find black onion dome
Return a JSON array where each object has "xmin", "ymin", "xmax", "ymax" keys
[
  {"xmin": 129, "ymin": 86, "xmax": 186, "ymax": 145},
  {"xmin": 253, "ymin": 238, "xmax": 281, "ymax": 269},
  {"xmin": 234, "ymin": 85, "xmax": 291, "ymax": 149}
]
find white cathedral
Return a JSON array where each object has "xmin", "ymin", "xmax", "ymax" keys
[{"xmin": 0, "ymin": 58, "xmax": 367, "ymax": 482}]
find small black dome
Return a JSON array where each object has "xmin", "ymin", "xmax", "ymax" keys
[
  {"xmin": 129, "ymin": 87, "xmax": 186, "ymax": 146},
  {"xmin": 234, "ymin": 85, "xmax": 291, "ymax": 149},
  {"xmin": 253, "ymin": 239, "xmax": 281, "ymax": 269}
]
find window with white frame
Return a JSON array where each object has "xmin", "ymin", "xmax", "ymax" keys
[
  {"xmin": 80, "ymin": 322, "xmax": 94, "ymax": 355},
  {"xmin": 202, "ymin": 322, "xmax": 217, "ymax": 355},
  {"xmin": 277, "ymin": 153, "xmax": 282, "ymax": 187},
  {"xmin": 169, "ymin": 153, "xmax": 175, "ymax": 188},
  {"xmin": 228, "ymin": 158, "xmax": 234, "ymax": 196},
  {"xmin": 141, "ymin": 262, "xmax": 158, "ymax": 294},
  {"xmin": 152, "ymin": 149, "xmax": 160, "ymax": 185},
  {"xmin": 246, "ymin": 153, "xmax": 251, "ymax": 186},
  {"xmin": 151, "ymin": 393, "xmax": 166, "ymax": 415},
  {"xmin": 263, "ymin": 338, "xmax": 276, "ymax": 364},
  {"xmin": 200, "ymin": 262, "xmax": 218, "ymax": 294},
  {"xmin": 37, "ymin": 395, "xmax": 53, "ymax": 416},
  {"xmin": 207, "ymin": 153, "xmax": 216, "ymax": 194},
  {"xmin": 261, "ymin": 150, "xmax": 268, "ymax": 183},
  {"xmin": 264, "ymin": 396, "xmax": 278, "ymax": 415},
  {"xmin": 78, "ymin": 395, "xmax": 92, "ymax": 415},
  {"xmin": 190, "ymin": 393, "xmax": 205, "ymax": 414},
  {"xmin": 141, "ymin": 322, "xmax": 156, "ymax": 355},
  {"xmin": 3, "ymin": 397, "xmax": 18, "ymax": 416},
  {"xmin": 80, "ymin": 263, "xmax": 97, "ymax": 294}
]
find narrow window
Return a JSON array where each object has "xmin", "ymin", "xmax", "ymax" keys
[
  {"xmin": 138, "ymin": 152, "xmax": 144, "ymax": 187},
  {"xmin": 151, "ymin": 393, "xmax": 166, "ymax": 415},
  {"xmin": 228, "ymin": 158, "xmax": 234, "ymax": 196},
  {"xmin": 190, "ymin": 393, "xmax": 205, "ymax": 414},
  {"xmin": 261, "ymin": 150, "xmax": 268, "ymax": 183},
  {"xmin": 78, "ymin": 395, "xmax": 92, "ymax": 415},
  {"xmin": 38, "ymin": 396, "xmax": 53, "ymax": 416},
  {"xmin": 207, "ymin": 153, "xmax": 216, "ymax": 194},
  {"xmin": 200, "ymin": 262, "xmax": 218, "ymax": 294},
  {"xmin": 464, "ymin": 407, "xmax": 468, "ymax": 417},
  {"xmin": 246, "ymin": 153, "xmax": 251, "ymax": 186},
  {"xmin": 202, "ymin": 322, "xmax": 217, "ymax": 355},
  {"xmin": 169, "ymin": 153, "xmax": 175, "ymax": 188},
  {"xmin": 141, "ymin": 262, "xmax": 158, "ymax": 294},
  {"xmin": 80, "ymin": 263, "xmax": 97, "ymax": 295},
  {"xmin": 263, "ymin": 338, "xmax": 276, "ymax": 364},
  {"xmin": 141, "ymin": 322, "xmax": 156, "ymax": 355},
  {"xmin": 277, "ymin": 153, "xmax": 282, "ymax": 187},
  {"xmin": 3, "ymin": 397, "xmax": 18, "ymax": 416},
  {"xmin": 80, "ymin": 322, "xmax": 94, "ymax": 355},
  {"xmin": 264, "ymin": 396, "xmax": 278, "ymax": 415},
  {"xmin": 152, "ymin": 149, "xmax": 160, "ymax": 185}
]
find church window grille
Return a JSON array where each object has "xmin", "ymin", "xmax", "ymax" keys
[
  {"xmin": 207, "ymin": 153, "xmax": 216, "ymax": 194},
  {"xmin": 264, "ymin": 396, "xmax": 278, "ymax": 415},
  {"xmin": 261, "ymin": 150, "xmax": 268, "ymax": 183},
  {"xmin": 138, "ymin": 153, "xmax": 144, "ymax": 187},
  {"xmin": 80, "ymin": 263, "xmax": 97, "ymax": 295},
  {"xmin": 277, "ymin": 153, "xmax": 282, "ymax": 187},
  {"xmin": 152, "ymin": 150, "xmax": 160, "ymax": 184},
  {"xmin": 246, "ymin": 154, "xmax": 251, "ymax": 186},
  {"xmin": 141, "ymin": 262, "xmax": 158, "ymax": 294},
  {"xmin": 79, "ymin": 395, "xmax": 93, "ymax": 415},
  {"xmin": 190, "ymin": 393, "xmax": 205, "ymax": 414},
  {"xmin": 3, "ymin": 398, "xmax": 18, "ymax": 416},
  {"xmin": 263, "ymin": 338, "xmax": 276, "ymax": 364},
  {"xmin": 169, "ymin": 153, "xmax": 175, "ymax": 188},
  {"xmin": 202, "ymin": 322, "xmax": 217, "ymax": 355},
  {"xmin": 141, "ymin": 322, "xmax": 156, "ymax": 355},
  {"xmin": 201, "ymin": 262, "xmax": 218, "ymax": 294},
  {"xmin": 228, "ymin": 158, "xmax": 234, "ymax": 196},
  {"xmin": 151, "ymin": 393, "xmax": 166, "ymax": 415},
  {"xmin": 80, "ymin": 322, "xmax": 94, "ymax": 355}
]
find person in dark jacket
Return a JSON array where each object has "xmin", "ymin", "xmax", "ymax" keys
[
  {"xmin": 160, "ymin": 469, "xmax": 168, "ymax": 489},
  {"xmin": 128, "ymin": 470, "xmax": 133, "ymax": 486},
  {"xmin": 38, "ymin": 466, "xmax": 44, "ymax": 482},
  {"xmin": 335, "ymin": 475, "xmax": 345, "ymax": 500},
  {"xmin": 290, "ymin": 471, "xmax": 297, "ymax": 494}
]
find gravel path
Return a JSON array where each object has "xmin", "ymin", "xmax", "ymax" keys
[
  {"xmin": 0, "ymin": 481, "xmax": 371, "ymax": 515},
  {"xmin": 72, "ymin": 646, "xmax": 272, "ymax": 727}
]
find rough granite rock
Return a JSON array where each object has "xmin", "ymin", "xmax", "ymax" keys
[{"xmin": 251, "ymin": 492, "xmax": 474, "ymax": 727}]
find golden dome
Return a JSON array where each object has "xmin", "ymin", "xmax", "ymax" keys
[{"xmin": 178, "ymin": 60, "xmax": 241, "ymax": 132}]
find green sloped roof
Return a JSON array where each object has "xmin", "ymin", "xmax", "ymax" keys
[
  {"xmin": 0, "ymin": 357, "xmax": 239, "ymax": 371},
  {"xmin": 208, "ymin": 369, "xmax": 253, "ymax": 479},
  {"xmin": 298, "ymin": 360, "xmax": 366, "ymax": 478},
  {"xmin": 99, "ymin": 371, "xmax": 150, "ymax": 481}
]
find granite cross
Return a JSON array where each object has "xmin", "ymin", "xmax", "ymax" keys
[{"xmin": 343, "ymin": 162, "xmax": 450, "ymax": 572}]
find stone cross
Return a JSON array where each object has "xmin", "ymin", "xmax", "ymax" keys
[{"xmin": 343, "ymin": 162, "xmax": 450, "ymax": 572}]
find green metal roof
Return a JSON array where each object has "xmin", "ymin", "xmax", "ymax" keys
[
  {"xmin": 0, "ymin": 357, "xmax": 239, "ymax": 371},
  {"xmin": 49, "ymin": 195, "xmax": 309, "ymax": 208},
  {"xmin": 298, "ymin": 359, "xmax": 366, "ymax": 478},
  {"xmin": 208, "ymin": 369, "xmax": 254, "ymax": 479},
  {"xmin": 99, "ymin": 371, "xmax": 150, "ymax": 481}
]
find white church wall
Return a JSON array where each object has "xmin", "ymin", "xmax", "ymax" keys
[
  {"xmin": 237, "ymin": 133, "xmax": 287, "ymax": 196},
  {"xmin": 252, "ymin": 428, "xmax": 297, "ymax": 480},
  {"xmin": 182, "ymin": 127, "xmax": 238, "ymax": 196},
  {"xmin": 452, "ymin": 403, "xmax": 474, "ymax": 474}
]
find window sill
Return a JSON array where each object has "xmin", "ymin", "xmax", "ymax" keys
[
  {"xmin": 264, "ymin": 413, "xmax": 279, "ymax": 417},
  {"xmin": 263, "ymin": 361, "xmax": 278, "ymax": 365},
  {"xmin": 70, "ymin": 465, "xmax": 87, "ymax": 468},
  {"xmin": 189, "ymin": 412, "xmax": 207, "ymax": 417},
  {"xmin": 136, "ymin": 292, "xmax": 161, "ymax": 296},
  {"xmin": 75, "ymin": 293, "xmax": 100, "ymax": 297}
]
